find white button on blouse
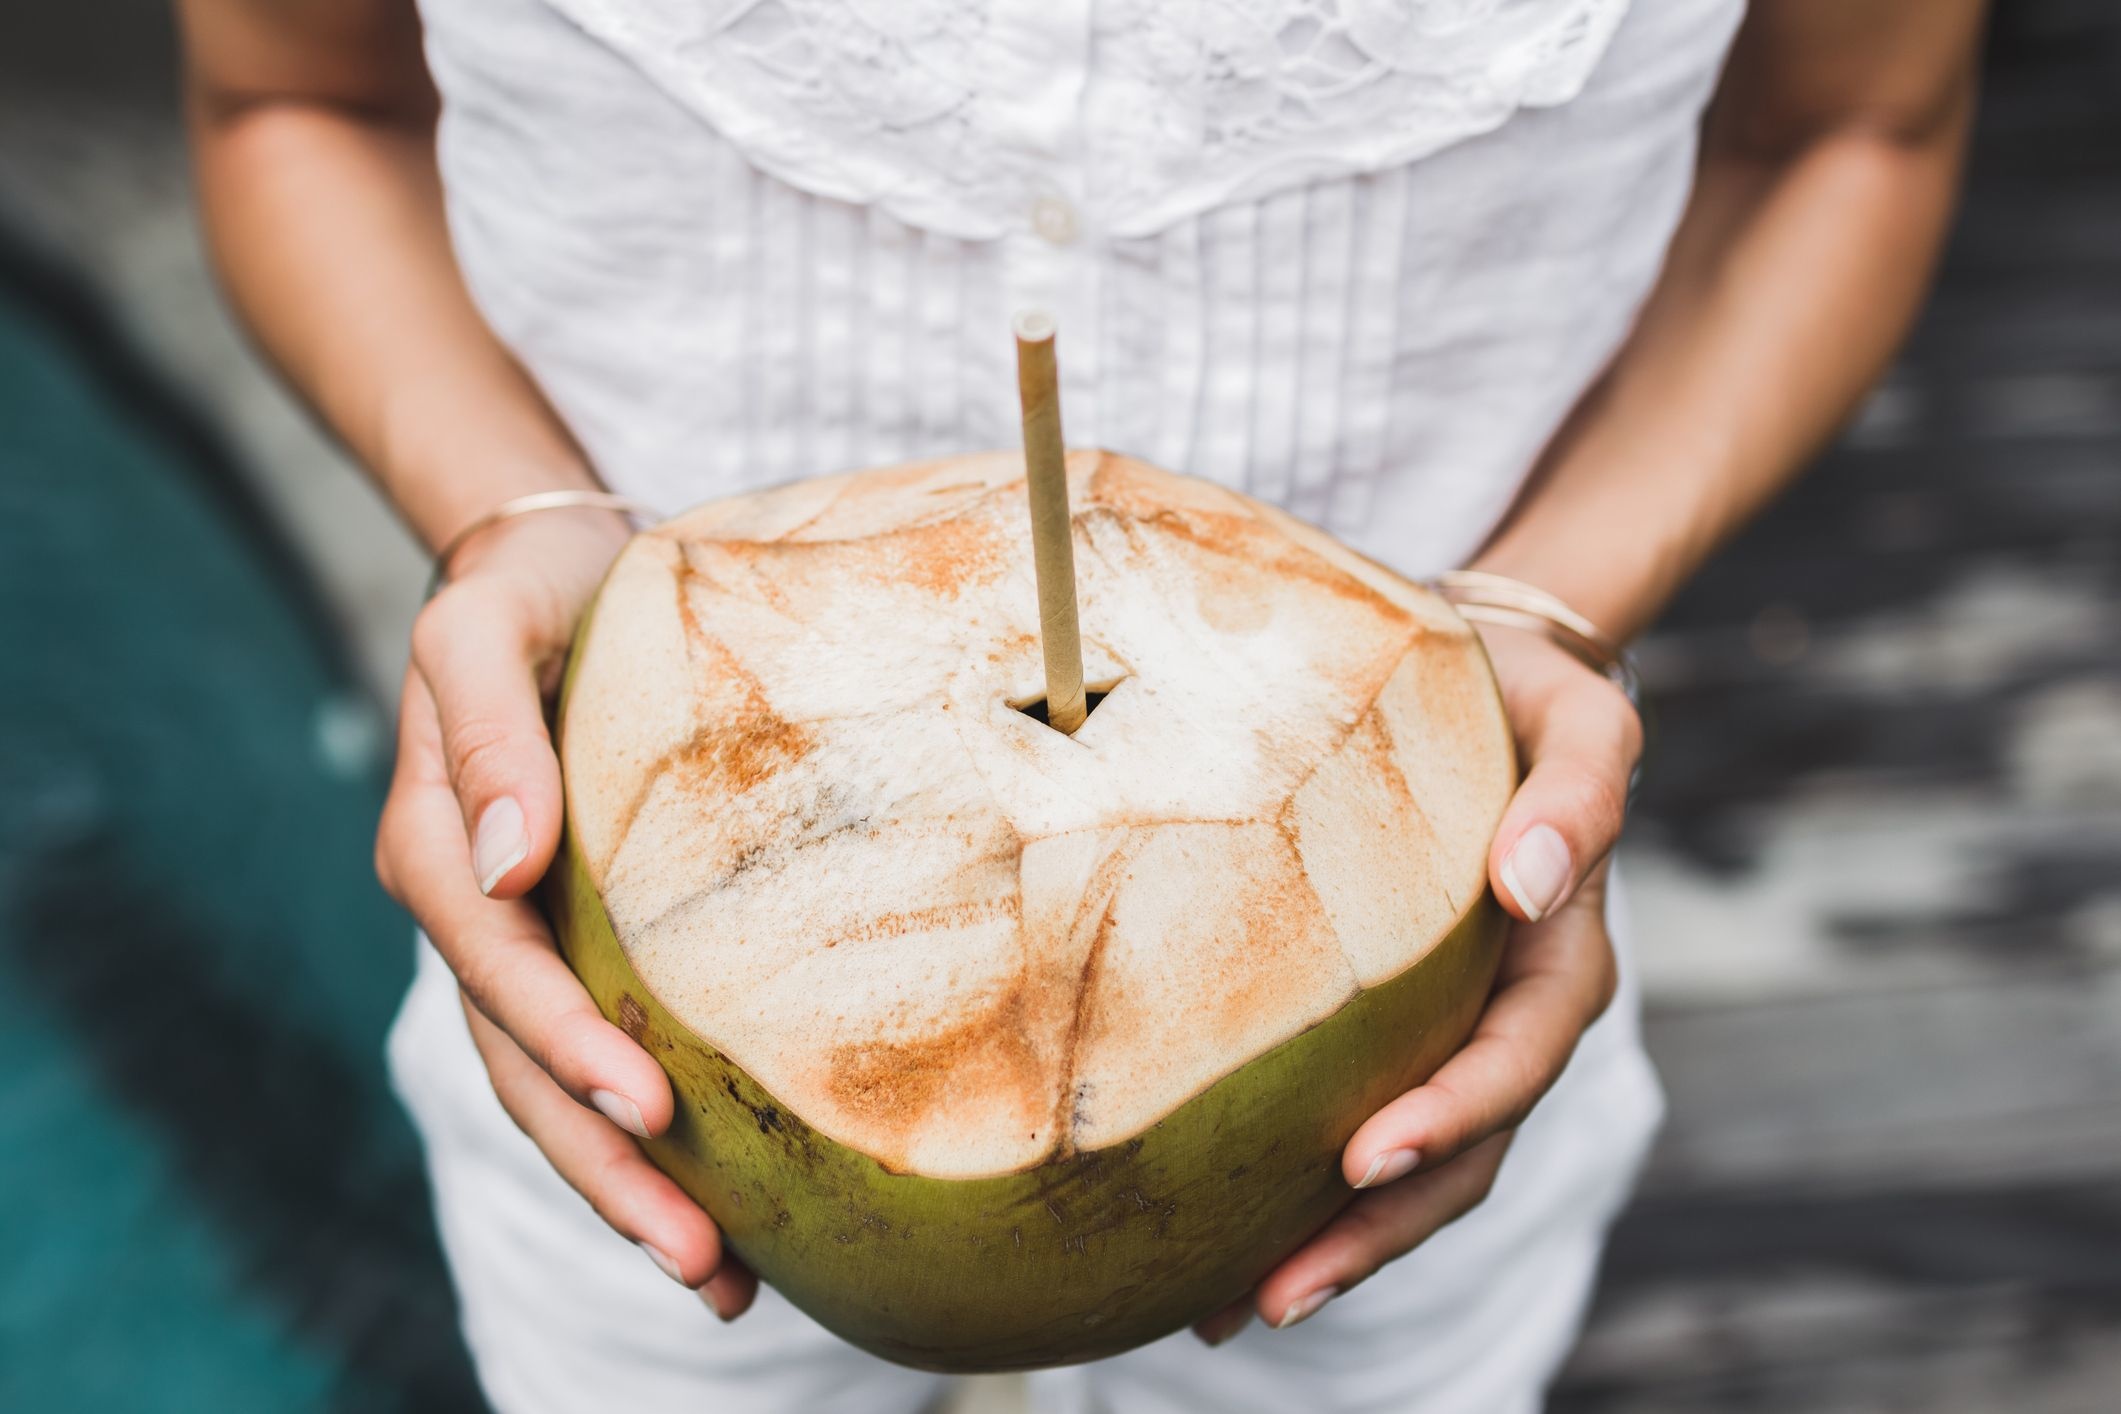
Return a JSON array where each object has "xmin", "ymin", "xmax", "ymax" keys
[
  {"xmin": 1030, "ymin": 195, "xmax": 1080, "ymax": 247},
  {"xmin": 419, "ymin": 0, "xmax": 1743, "ymax": 575}
]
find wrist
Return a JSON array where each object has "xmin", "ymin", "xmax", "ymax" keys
[
  {"xmin": 1467, "ymin": 478, "xmax": 1707, "ymax": 644},
  {"xmin": 449, "ymin": 505, "xmax": 633, "ymax": 581},
  {"xmin": 438, "ymin": 499, "xmax": 640, "ymax": 627},
  {"xmin": 1461, "ymin": 551, "xmax": 1627, "ymax": 646},
  {"xmin": 1475, "ymin": 620, "xmax": 1613, "ymax": 696},
  {"xmin": 1436, "ymin": 569, "xmax": 1649, "ymax": 792}
]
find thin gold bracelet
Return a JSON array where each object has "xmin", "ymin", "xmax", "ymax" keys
[{"xmin": 425, "ymin": 490, "xmax": 659, "ymax": 600}]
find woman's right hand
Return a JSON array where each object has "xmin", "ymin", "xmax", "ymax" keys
[{"xmin": 375, "ymin": 509, "xmax": 758, "ymax": 1319}]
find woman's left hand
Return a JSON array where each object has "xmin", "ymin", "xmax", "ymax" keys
[{"xmin": 1195, "ymin": 624, "xmax": 1642, "ymax": 1344}]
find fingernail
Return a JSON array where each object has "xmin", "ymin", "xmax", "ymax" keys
[
  {"xmin": 1498, "ymin": 824, "xmax": 1572, "ymax": 922},
  {"xmin": 473, "ymin": 797, "xmax": 529, "ymax": 895},
  {"xmin": 638, "ymin": 1242, "xmax": 685, "ymax": 1286},
  {"xmin": 1276, "ymin": 1287, "xmax": 1337, "ymax": 1330},
  {"xmin": 1354, "ymin": 1148, "xmax": 1420, "ymax": 1190},
  {"xmin": 592, "ymin": 1088, "xmax": 650, "ymax": 1139},
  {"xmin": 1201, "ymin": 1311, "xmax": 1253, "ymax": 1347}
]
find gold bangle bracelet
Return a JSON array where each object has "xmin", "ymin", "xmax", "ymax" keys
[{"xmin": 425, "ymin": 490, "xmax": 659, "ymax": 599}]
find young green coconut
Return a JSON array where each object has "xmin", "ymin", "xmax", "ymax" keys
[{"xmin": 549, "ymin": 449, "xmax": 1516, "ymax": 1371}]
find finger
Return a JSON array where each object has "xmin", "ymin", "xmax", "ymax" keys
[
  {"xmin": 376, "ymin": 665, "xmax": 443, "ymax": 904},
  {"xmin": 700, "ymin": 1252, "xmax": 760, "ymax": 1322},
  {"xmin": 382, "ymin": 674, "xmax": 673, "ymax": 1135},
  {"xmin": 1489, "ymin": 661, "xmax": 1640, "ymax": 924},
  {"xmin": 466, "ymin": 997, "xmax": 726, "ymax": 1289},
  {"xmin": 409, "ymin": 576, "xmax": 567, "ymax": 898},
  {"xmin": 1256, "ymin": 1133, "xmax": 1513, "ymax": 1331},
  {"xmin": 1343, "ymin": 880, "xmax": 1614, "ymax": 1187},
  {"xmin": 1191, "ymin": 1292, "xmax": 1257, "ymax": 1347}
]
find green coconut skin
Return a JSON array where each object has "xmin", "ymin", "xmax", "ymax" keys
[{"xmin": 549, "ymin": 831, "xmax": 1505, "ymax": 1372}]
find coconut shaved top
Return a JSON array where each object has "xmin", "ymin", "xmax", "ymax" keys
[{"xmin": 560, "ymin": 452, "xmax": 1514, "ymax": 1179}]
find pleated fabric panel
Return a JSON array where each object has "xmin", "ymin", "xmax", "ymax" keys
[
  {"xmin": 707, "ymin": 165, "xmax": 988, "ymax": 489},
  {"xmin": 630, "ymin": 158, "xmax": 1469, "ymax": 559},
  {"xmin": 1101, "ymin": 170, "xmax": 1411, "ymax": 541},
  {"xmin": 428, "ymin": 0, "xmax": 1742, "ymax": 575}
]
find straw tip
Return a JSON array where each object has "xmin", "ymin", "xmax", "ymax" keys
[{"xmin": 1013, "ymin": 308, "xmax": 1057, "ymax": 343}]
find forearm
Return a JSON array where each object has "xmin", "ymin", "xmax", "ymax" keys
[
  {"xmin": 186, "ymin": 79, "xmax": 597, "ymax": 551},
  {"xmin": 1476, "ymin": 27, "xmax": 1978, "ymax": 642}
]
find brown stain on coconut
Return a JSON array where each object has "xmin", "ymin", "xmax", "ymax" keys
[
  {"xmin": 680, "ymin": 500, "xmax": 1011, "ymax": 603},
  {"xmin": 678, "ymin": 706, "xmax": 811, "ymax": 798},
  {"xmin": 617, "ymin": 993, "xmax": 651, "ymax": 1044},
  {"xmin": 591, "ymin": 547, "xmax": 814, "ymax": 880},
  {"xmin": 1043, "ymin": 831, "xmax": 1147, "ymax": 1149},
  {"xmin": 1149, "ymin": 507, "xmax": 1403, "ymax": 617},
  {"xmin": 1072, "ymin": 456, "xmax": 1409, "ymax": 632},
  {"xmin": 814, "ymin": 896, "xmax": 1022, "ymax": 951},
  {"xmin": 667, "ymin": 549, "xmax": 813, "ymax": 801},
  {"xmin": 826, "ymin": 983, "xmax": 1048, "ymax": 1168},
  {"xmin": 888, "ymin": 513, "xmax": 1012, "ymax": 599},
  {"xmin": 822, "ymin": 831, "xmax": 1156, "ymax": 1171},
  {"xmin": 1202, "ymin": 836, "xmax": 1343, "ymax": 1053}
]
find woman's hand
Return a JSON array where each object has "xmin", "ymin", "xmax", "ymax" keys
[
  {"xmin": 374, "ymin": 510, "xmax": 758, "ymax": 1319},
  {"xmin": 1195, "ymin": 626, "xmax": 1640, "ymax": 1344}
]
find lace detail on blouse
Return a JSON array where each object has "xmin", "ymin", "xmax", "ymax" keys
[{"xmin": 539, "ymin": 0, "xmax": 1633, "ymax": 238}]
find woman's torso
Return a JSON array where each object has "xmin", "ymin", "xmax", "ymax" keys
[
  {"xmin": 398, "ymin": 10, "xmax": 1730, "ymax": 1390},
  {"xmin": 417, "ymin": 0, "xmax": 1743, "ymax": 576}
]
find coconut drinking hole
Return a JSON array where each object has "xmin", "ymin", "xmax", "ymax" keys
[{"xmin": 1015, "ymin": 686, "xmax": 1112, "ymax": 731}]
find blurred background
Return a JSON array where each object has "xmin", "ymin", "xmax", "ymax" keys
[{"xmin": 3, "ymin": 3, "xmax": 2118, "ymax": 1411}]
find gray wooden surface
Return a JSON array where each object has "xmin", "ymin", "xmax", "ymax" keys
[{"xmin": 1558, "ymin": 7, "xmax": 2121, "ymax": 1408}]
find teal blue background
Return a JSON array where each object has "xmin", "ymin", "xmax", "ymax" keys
[{"xmin": 0, "ymin": 229, "xmax": 481, "ymax": 1412}]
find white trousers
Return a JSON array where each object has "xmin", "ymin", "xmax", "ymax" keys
[{"xmin": 387, "ymin": 889, "xmax": 1662, "ymax": 1414}]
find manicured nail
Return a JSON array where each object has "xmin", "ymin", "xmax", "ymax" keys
[
  {"xmin": 1498, "ymin": 824, "xmax": 1572, "ymax": 922},
  {"xmin": 1202, "ymin": 1311, "xmax": 1253, "ymax": 1347},
  {"xmin": 473, "ymin": 797, "xmax": 529, "ymax": 895},
  {"xmin": 592, "ymin": 1088, "xmax": 650, "ymax": 1139},
  {"xmin": 1276, "ymin": 1287, "xmax": 1337, "ymax": 1330},
  {"xmin": 1354, "ymin": 1148, "xmax": 1420, "ymax": 1190},
  {"xmin": 638, "ymin": 1242, "xmax": 685, "ymax": 1286},
  {"xmin": 699, "ymin": 1288, "xmax": 736, "ymax": 1322}
]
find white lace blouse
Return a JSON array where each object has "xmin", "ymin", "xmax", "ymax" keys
[{"xmin": 418, "ymin": 0, "xmax": 1742, "ymax": 576}]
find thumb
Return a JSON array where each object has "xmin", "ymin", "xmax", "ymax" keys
[
  {"xmin": 410, "ymin": 575, "xmax": 570, "ymax": 898},
  {"xmin": 1488, "ymin": 666, "xmax": 1639, "ymax": 924}
]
